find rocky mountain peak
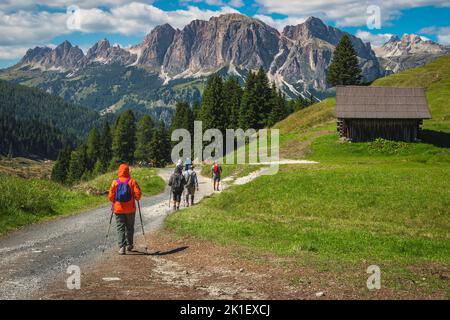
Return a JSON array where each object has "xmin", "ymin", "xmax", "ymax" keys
[
  {"xmin": 20, "ymin": 46, "xmax": 52, "ymax": 64},
  {"xmin": 376, "ymin": 33, "xmax": 449, "ymax": 58},
  {"xmin": 86, "ymin": 38, "xmax": 111, "ymax": 59}
]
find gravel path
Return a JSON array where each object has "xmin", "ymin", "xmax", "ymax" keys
[{"xmin": 0, "ymin": 168, "xmax": 215, "ymax": 300}]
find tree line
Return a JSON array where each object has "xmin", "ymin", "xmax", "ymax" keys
[
  {"xmin": 52, "ymin": 66, "xmax": 319, "ymax": 184},
  {"xmin": 170, "ymin": 66, "xmax": 314, "ymax": 136},
  {"xmin": 0, "ymin": 79, "xmax": 104, "ymax": 138},
  {"xmin": 0, "ymin": 112, "xmax": 75, "ymax": 159},
  {"xmin": 51, "ymin": 111, "xmax": 171, "ymax": 184}
]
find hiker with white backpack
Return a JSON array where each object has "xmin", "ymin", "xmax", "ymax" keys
[{"xmin": 183, "ymin": 159, "xmax": 199, "ymax": 207}]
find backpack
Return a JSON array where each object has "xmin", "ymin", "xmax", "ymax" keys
[
  {"xmin": 213, "ymin": 164, "xmax": 220, "ymax": 175},
  {"xmin": 186, "ymin": 171, "xmax": 196, "ymax": 188},
  {"xmin": 115, "ymin": 178, "xmax": 132, "ymax": 202},
  {"xmin": 171, "ymin": 173, "xmax": 183, "ymax": 191}
]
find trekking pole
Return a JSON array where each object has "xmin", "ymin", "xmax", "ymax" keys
[
  {"xmin": 102, "ymin": 206, "xmax": 114, "ymax": 254},
  {"xmin": 137, "ymin": 201, "xmax": 148, "ymax": 254},
  {"xmin": 168, "ymin": 190, "xmax": 172, "ymax": 207}
]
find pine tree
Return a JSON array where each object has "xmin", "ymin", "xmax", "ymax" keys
[
  {"xmin": 110, "ymin": 110, "xmax": 136, "ymax": 167},
  {"xmin": 239, "ymin": 71, "xmax": 258, "ymax": 130},
  {"xmin": 149, "ymin": 121, "xmax": 171, "ymax": 167},
  {"xmin": 51, "ymin": 146, "xmax": 72, "ymax": 183},
  {"xmin": 192, "ymin": 102, "xmax": 201, "ymax": 121},
  {"xmin": 223, "ymin": 77, "xmax": 243, "ymax": 129},
  {"xmin": 171, "ymin": 101, "xmax": 194, "ymax": 135},
  {"xmin": 134, "ymin": 115, "xmax": 154, "ymax": 163},
  {"xmin": 268, "ymin": 86, "xmax": 287, "ymax": 127},
  {"xmin": 201, "ymin": 74, "xmax": 227, "ymax": 132},
  {"xmin": 326, "ymin": 34, "xmax": 362, "ymax": 86},
  {"xmin": 86, "ymin": 127, "xmax": 101, "ymax": 171},
  {"xmin": 92, "ymin": 159, "xmax": 104, "ymax": 177},
  {"xmin": 254, "ymin": 66, "xmax": 273, "ymax": 127},
  {"xmin": 99, "ymin": 122, "xmax": 112, "ymax": 173},
  {"xmin": 67, "ymin": 145, "xmax": 87, "ymax": 185}
]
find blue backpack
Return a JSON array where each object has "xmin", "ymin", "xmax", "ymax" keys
[{"xmin": 115, "ymin": 178, "xmax": 132, "ymax": 202}]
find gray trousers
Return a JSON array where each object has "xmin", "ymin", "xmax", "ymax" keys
[{"xmin": 115, "ymin": 213, "xmax": 135, "ymax": 247}]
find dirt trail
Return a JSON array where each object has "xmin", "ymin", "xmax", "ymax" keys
[
  {"xmin": 41, "ymin": 164, "xmax": 336, "ymax": 300},
  {"xmin": 0, "ymin": 168, "xmax": 216, "ymax": 300}
]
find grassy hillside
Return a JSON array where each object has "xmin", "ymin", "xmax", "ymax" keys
[
  {"xmin": 0, "ymin": 167, "xmax": 165, "ymax": 235},
  {"xmin": 166, "ymin": 56, "xmax": 450, "ymax": 297},
  {"xmin": 373, "ymin": 54, "xmax": 450, "ymax": 133}
]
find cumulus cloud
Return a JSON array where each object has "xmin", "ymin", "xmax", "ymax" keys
[
  {"xmin": 255, "ymin": 0, "xmax": 450, "ymax": 27},
  {"xmin": 355, "ymin": 30, "xmax": 394, "ymax": 47},
  {"xmin": 0, "ymin": 10, "xmax": 69, "ymax": 46},
  {"xmin": 419, "ymin": 26, "xmax": 450, "ymax": 45},
  {"xmin": 67, "ymin": 3, "xmax": 240, "ymax": 35},
  {"xmin": 0, "ymin": 0, "xmax": 152, "ymax": 12},
  {"xmin": 0, "ymin": 3, "xmax": 240, "ymax": 62},
  {"xmin": 228, "ymin": 0, "xmax": 245, "ymax": 7},
  {"xmin": 254, "ymin": 14, "xmax": 306, "ymax": 31}
]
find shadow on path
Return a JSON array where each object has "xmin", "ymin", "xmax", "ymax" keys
[{"xmin": 127, "ymin": 246, "xmax": 189, "ymax": 256}]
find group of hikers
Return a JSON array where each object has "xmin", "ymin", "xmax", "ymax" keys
[
  {"xmin": 168, "ymin": 158, "xmax": 199, "ymax": 210},
  {"xmin": 107, "ymin": 160, "xmax": 222, "ymax": 255}
]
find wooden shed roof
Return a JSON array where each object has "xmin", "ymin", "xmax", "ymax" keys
[{"xmin": 336, "ymin": 86, "xmax": 432, "ymax": 119}]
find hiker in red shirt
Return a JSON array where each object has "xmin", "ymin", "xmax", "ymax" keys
[
  {"xmin": 211, "ymin": 160, "xmax": 222, "ymax": 191},
  {"xmin": 108, "ymin": 163, "xmax": 142, "ymax": 255}
]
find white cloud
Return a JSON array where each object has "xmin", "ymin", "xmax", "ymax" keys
[
  {"xmin": 0, "ymin": 10, "xmax": 69, "ymax": 46},
  {"xmin": 419, "ymin": 26, "xmax": 450, "ymax": 45},
  {"xmin": 355, "ymin": 30, "xmax": 394, "ymax": 47},
  {"xmin": 254, "ymin": 14, "xmax": 306, "ymax": 31},
  {"xmin": 69, "ymin": 3, "xmax": 239, "ymax": 35},
  {"xmin": 0, "ymin": 3, "xmax": 240, "ymax": 62},
  {"xmin": 0, "ymin": 45, "xmax": 31, "ymax": 60},
  {"xmin": 228, "ymin": 0, "xmax": 245, "ymax": 8},
  {"xmin": 0, "ymin": 1, "xmax": 153, "ymax": 12},
  {"xmin": 255, "ymin": 0, "xmax": 450, "ymax": 27}
]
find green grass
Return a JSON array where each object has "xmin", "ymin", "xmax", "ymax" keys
[
  {"xmin": 78, "ymin": 167, "xmax": 165, "ymax": 196},
  {"xmin": 0, "ymin": 167, "xmax": 165, "ymax": 235},
  {"xmin": 373, "ymin": 54, "xmax": 450, "ymax": 133},
  {"xmin": 167, "ymin": 163, "xmax": 449, "ymax": 262},
  {"xmin": 166, "ymin": 56, "xmax": 450, "ymax": 295}
]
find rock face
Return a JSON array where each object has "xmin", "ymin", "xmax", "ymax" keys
[
  {"xmin": 39, "ymin": 41, "xmax": 85, "ymax": 70},
  {"xmin": 15, "ymin": 14, "xmax": 381, "ymax": 95},
  {"xmin": 270, "ymin": 17, "xmax": 380, "ymax": 93},
  {"xmin": 162, "ymin": 14, "xmax": 280, "ymax": 76},
  {"xmin": 374, "ymin": 34, "xmax": 449, "ymax": 73},
  {"xmin": 10, "ymin": 14, "xmax": 449, "ymax": 117},
  {"xmin": 133, "ymin": 24, "xmax": 176, "ymax": 68}
]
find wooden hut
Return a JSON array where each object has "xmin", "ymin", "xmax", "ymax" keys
[{"xmin": 336, "ymin": 86, "xmax": 432, "ymax": 142}]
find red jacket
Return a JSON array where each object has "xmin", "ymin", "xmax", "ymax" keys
[{"xmin": 108, "ymin": 164, "xmax": 142, "ymax": 214}]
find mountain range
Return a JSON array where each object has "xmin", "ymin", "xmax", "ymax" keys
[
  {"xmin": 0, "ymin": 14, "xmax": 448, "ymax": 121},
  {"xmin": 374, "ymin": 33, "xmax": 449, "ymax": 74}
]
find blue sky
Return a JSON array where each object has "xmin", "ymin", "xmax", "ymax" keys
[{"xmin": 0, "ymin": 0, "xmax": 449, "ymax": 69}]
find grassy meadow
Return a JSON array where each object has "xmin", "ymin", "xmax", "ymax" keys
[
  {"xmin": 0, "ymin": 166, "xmax": 165, "ymax": 235},
  {"xmin": 166, "ymin": 55, "xmax": 450, "ymax": 296}
]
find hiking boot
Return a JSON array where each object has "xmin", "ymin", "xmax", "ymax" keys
[
  {"xmin": 118, "ymin": 247, "xmax": 126, "ymax": 255},
  {"xmin": 126, "ymin": 245, "xmax": 134, "ymax": 252}
]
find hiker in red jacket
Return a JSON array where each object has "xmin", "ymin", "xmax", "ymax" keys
[
  {"xmin": 211, "ymin": 160, "xmax": 222, "ymax": 191},
  {"xmin": 108, "ymin": 164, "xmax": 142, "ymax": 255}
]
